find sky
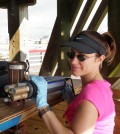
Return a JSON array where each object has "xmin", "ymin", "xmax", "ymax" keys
[
  {"xmin": 28, "ymin": 0, "xmax": 57, "ymax": 39},
  {"xmin": 0, "ymin": 0, "xmax": 57, "ymax": 40}
]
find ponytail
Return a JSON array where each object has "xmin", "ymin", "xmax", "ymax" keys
[{"xmin": 102, "ymin": 32, "xmax": 116, "ymax": 65}]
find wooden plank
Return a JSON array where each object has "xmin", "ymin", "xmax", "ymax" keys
[
  {"xmin": 0, "ymin": 99, "xmax": 35, "ymax": 123},
  {"xmin": 40, "ymin": 18, "xmax": 59, "ymax": 75},
  {"xmin": 22, "ymin": 101, "xmax": 67, "ymax": 134},
  {"xmin": 112, "ymin": 89, "xmax": 120, "ymax": 101},
  {"xmin": 0, "ymin": 0, "xmax": 36, "ymax": 8},
  {"xmin": 0, "ymin": 99, "xmax": 37, "ymax": 132},
  {"xmin": 107, "ymin": 77, "xmax": 120, "ymax": 133},
  {"xmin": 71, "ymin": 0, "xmax": 96, "ymax": 39},
  {"xmin": 70, "ymin": 0, "xmax": 83, "ymax": 27},
  {"xmin": 114, "ymin": 100, "xmax": 120, "ymax": 134},
  {"xmin": 111, "ymin": 77, "xmax": 120, "ymax": 90},
  {"xmin": 87, "ymin": 0, "xmax": 108, "ymax": 30},
  {"xmin": 108, "ymin": 0, "xmax": 120, "ymax": 77},
  {"xmin": 0, "ymin": 88, "xmax": 67, "ymax": 132},
  {"xmin": 8, "ymin": 2, "xmax": 29, "ymax": 61},
  {"xmin": 57, "ymin": 0, "xmax": 71, "ymax": 76}
]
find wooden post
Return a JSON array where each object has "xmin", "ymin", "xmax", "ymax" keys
[
  {"xmin": 8, "ymin": 0, "xmax": 29, "ymax": 61},
  {"xmin": 105, "ymin": 0, "xmax": 120, "ymax": 77},
  {"xmin": 57, "ymin": 0, "xmax": 71, "ymax": 77},
  {"xmin": 40, "ymin": 0, "xmax": 84, "ymax": 76}
]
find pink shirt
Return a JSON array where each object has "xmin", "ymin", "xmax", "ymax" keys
[{"xmin": 64, "ymin": 80, "xmax": 115, "ymax": 134}]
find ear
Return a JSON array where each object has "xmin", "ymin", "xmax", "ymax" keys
[{"xmin": 98, "ymin": 55, "xmax": 105, "ymax": 63}]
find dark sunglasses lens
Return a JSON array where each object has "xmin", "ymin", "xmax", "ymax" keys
[
  {"xmin": 66, "ymin": 52, "xmax": 75, "ymax": 59},
  {"xmin": 77, "ymin": 55, "xmax": 86, "ymax": 61},
  {"xmin": 66, "ymin": 52, "xmax": 86, "ymax": 62}
]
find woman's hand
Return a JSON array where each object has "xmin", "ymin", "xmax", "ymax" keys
[
  {"xmin": 30, "ymin": 76, "xmax": 49, "ymax": 109},
  {"xmin": 63, "ymin": 84, "xmax": 75, "ymax": 104}
]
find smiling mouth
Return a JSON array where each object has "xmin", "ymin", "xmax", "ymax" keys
[{"xmin": 71, "ymin": 66, "xmax": 81, "ymax": 70}]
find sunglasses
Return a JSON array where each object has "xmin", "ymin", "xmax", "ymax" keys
[{"xmin": 66, "ymin": 51, "xmax": 95, "ymax": 62}]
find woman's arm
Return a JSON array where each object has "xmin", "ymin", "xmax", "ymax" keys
[
  {"xmin": 40, "ymin": 100, "xmax": 98, "ymax": 134},
  {"xmin": 31, "ymin": 76, "xmax": 98, "ymax": 134},
  {"xmin": 71, "ymin": 100, "xmax": 98, "ymax": 134},
  {"xmin": 41, "ymin": 110, "xmax": 73, "ymax": 134}
]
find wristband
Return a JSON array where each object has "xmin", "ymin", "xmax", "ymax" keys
[{"xmin": 39, "ymin": 106, "xmax": 51, "ymax": 118}]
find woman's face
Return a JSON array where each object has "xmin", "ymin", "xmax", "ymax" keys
[{"xmin": 69, "ymin": 49, "xmax": 103, "ymax": 77}]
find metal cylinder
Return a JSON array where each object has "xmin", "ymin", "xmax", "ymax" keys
[
  {"xmin": 8, "ymin": 61, "xmax": 27, "ymax": 84},
  {"xmin": 9, "ymin": 86, "xmax": 29, "ymax": 95},
  {"xmin": 4, "ymin": 84, "xmax": 16, "ymax": 93},
  {"xmin": 11, "ymin": 92, "xmax": 28, "ymax": 101}
]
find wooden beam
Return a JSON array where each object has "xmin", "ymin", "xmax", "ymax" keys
[
  {"xmin": 87, "ymin": 0, "xmax": 108, "ymax": 30},
  {"xmin": 40, "ymin": 18, "xmax": 60, "ymax": 76},
  {"xmin": 8, "ymin": 0, "xmax": 19, "ymax": 40},
  {"xmin": 71, "ymin": 0, "xmax": 96, "ymax": 39},
  {"xmin": 0, "ymin": 0, "xmax": 36, "ymax": 8},
  {"xmin": 70, "ymin": 0, "xmax": 83, "ymax": 28},
  {"xmin": 57, "ymin": 0, "xmax": 71, "ymax": 76},
  {"xmin": 40, "ymin": 0, "xmax": 71, "ymax": 76},
  {"xmin": 0, "ymin": 0, "xmax": 9, "ymax": 8},
  {"xmin": 8, "ymin": 0, "xmax": 20, "ymax": 61},
  {"xmin": 8, "ymin": 1, "xmax": 29, "ymax": 61},
  {"xmin": 106, "ymin": 0, "xmax": 120, "ymax": 76},
  {"xmin": 108, "ymin": 63, "xmax": 120, "ymax": 77}
]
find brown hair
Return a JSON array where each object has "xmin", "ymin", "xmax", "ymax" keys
[{"xmin": 80, "ymin": 30, "xmax": 116, "ymax": 65}]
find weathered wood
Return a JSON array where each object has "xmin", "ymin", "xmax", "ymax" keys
[
  {"xmin": 71, "ymin": 0, "xmax": 96, "ymax": 39},
  {"xmin": 57, "ymin": 0, "xmax": 71, "ymax": 76},
  {"xmin": 107, "ymin": 77, "xmax": 120, "ymax": 133},
  {"xmin": 8, "ymin": 3, "xmax": 29, "ymax": 61},
  {"xmin": 110, "ymin": 89, "xmax": 120, "ymax": 134},
  {"xmin": 111, "ymin": 78, "xmax": 120, "ymax": 90},
  {"xmin": 107, "ymin": 0, "xmax": 120, "ymax": 77},
  {"xmin": 22, "ymin": 101, "xmax": 67, "ymax": 134},
  {"xmin": 0, "ymin": 99, "xmax": 37, "ymax": 124},
  {"xmin": 40, "ymin": 18, "xmax": 60, "ymax": 76},
  {"xmin": 70, "ymin": 0, "xmax": 83, "ymax": 28},
  {"xmin": 0, "ymin": 93, "xmax": 64, "ymax": 132},
  {"xmin": 114, "ymin": 100, "xmax": 120, "ymax": 134},
  {"xmin": 88, "ymin": 0, "xmax": 108, "ymax": 30},
  {"xmin": 0, "ymin": 0, "xmax": 36, "ymax": 8}
]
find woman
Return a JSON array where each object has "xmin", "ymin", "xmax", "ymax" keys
[{"xmin": 31, "ymin": 30, "xmax": 116, "ymax": 134}]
